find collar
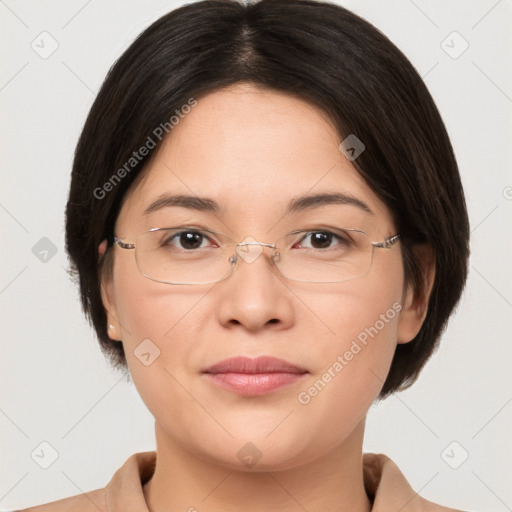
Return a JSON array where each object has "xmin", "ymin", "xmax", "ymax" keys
[{"xmin": 105, "ymin": 451, "xmax": 457, "ymax": 511}]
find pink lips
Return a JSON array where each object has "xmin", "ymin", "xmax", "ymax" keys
[{"xmin": 203, "ymin": 356, "xmax": 308, "ymax": 396}]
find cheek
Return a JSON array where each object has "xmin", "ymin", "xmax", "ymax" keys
[
  {"xmin": 112, "ymin": 256, "xmax": 207, "ymax": 398},
  {"xmin": 113, "ymin": 275, "xmax": 225, "ymax": 454},
  {"xmin": 303, "ymin": 286, "xmax": 401, "ymax": 386},
  {"xmin": 289, "ymin": 302, "xmax": 400, "ymax": 454},
  {"xmin": 294, "ymin": 258, "xmax": 404, "ymax": 423}
]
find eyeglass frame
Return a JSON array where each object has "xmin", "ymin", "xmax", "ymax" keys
[{"xmin": 112, "ymin": 228, "xmax": 400, "ymax": 285}]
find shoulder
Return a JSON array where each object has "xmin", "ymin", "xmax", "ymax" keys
[
  {"xmin": 364, "ymin": 453, "xmax": 466, "ymax": 512},
  {"xmin": 14, "ymin": 487, "xmax": 107, "ymax": 512},
  {"xmin": 14, "ymin": 451, "xmax": 156, "ymax": 512}
]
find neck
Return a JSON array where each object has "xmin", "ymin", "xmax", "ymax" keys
[{"xmin": 143, "ymin": 420, "xmax": 371, "ymax": 512}]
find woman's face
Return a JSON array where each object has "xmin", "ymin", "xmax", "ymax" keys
[{"xmin": 102, "ymin": 84, "xmax": 423, "ymax": 470}]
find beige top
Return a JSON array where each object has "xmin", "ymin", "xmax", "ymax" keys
[{"xmin": 17, "ymin": 451, "xmax": 463, "ymax": 511}]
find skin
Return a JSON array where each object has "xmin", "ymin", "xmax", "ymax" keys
[{"xmin": 99, "ymin": 83, "xmax": 434, "ymax": 511}]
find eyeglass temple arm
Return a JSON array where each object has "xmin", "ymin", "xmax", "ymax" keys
[
  {"xmin": 113, "ymin": 237, "xmax": 135, "ymax": 250},
  {"xmin": 372, "ymin": 234, "xmax": 400, "ymax": 249}
]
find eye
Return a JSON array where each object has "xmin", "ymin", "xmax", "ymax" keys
[
  {"xmin": 162, "ymin": 230, "xmax": 218, "ymax": 251},
  {"xmin": 294, "ymin": 230, "xmax": 351, "ymax": 250}
]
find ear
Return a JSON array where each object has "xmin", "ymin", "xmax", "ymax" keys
[
  {"xmin": 98, "ymin": 239, "xmax": 121, "ymax": 341},
  {"xmin": 397, "ymin": 244, "xmax": 436, "ymax": 344}
]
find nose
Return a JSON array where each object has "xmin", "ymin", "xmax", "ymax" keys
[{"xmin": 214, "ymin": 240, "xmax": 295, "ymax": 332}]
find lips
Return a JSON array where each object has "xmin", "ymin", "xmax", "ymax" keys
[
  {"xmin": 202, "ymin": 356, "xmax": 308, "ymax": 396},
  {"xmin": 203, "ymin": 356, "xmax": 308, "ymax": 375}
]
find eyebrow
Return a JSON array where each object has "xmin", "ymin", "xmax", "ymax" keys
[
  {"xmin": 143, "ymin": 194, "xmax": 220, "ymax": 216},
  {"xmin": 142, "ymin": 191, "xmax": 373, "ymax": 216},
  {"xmin": 287, "ymin": 192, "xmax": 373, "ymax": 215}
]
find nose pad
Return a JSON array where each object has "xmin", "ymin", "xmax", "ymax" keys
[{"xmin": 271, "ymin": 250, "xmax": 281, "ymax": 264}]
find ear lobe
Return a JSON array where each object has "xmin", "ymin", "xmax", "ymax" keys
[
  {"xmin": 98, "ymin": 239, "xmax": 121, "ymax": 340},
  {"xmin": 397, "ymin": 244, "xmax": 436, "ymax": 344},
  {"xmin": 98, "ymin": 239, "xmax": 108, "ymax": 259}
]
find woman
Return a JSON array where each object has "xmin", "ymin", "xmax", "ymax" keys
[{"xmin": 19, "ymin": 0, "xmax": 470, "ymax": 510}]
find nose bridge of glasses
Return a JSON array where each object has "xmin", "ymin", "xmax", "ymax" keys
[
  {"xmin": 230, "ymin": 237, "xmax": 279, "ymax": 266},
  {"xmin": 238, "ymin": 240, "xmax": 276, "ymax": 249}
]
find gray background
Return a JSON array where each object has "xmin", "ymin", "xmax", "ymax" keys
[{"xmin": 1, "ymin": 0, "xmax": 511, "ymax": 510}]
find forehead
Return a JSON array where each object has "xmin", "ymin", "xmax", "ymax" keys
[{"xmin": 117, "ymin": 84, "xmax": 394, "ymax": 232}]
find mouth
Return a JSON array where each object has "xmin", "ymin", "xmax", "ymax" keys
[{"xmin": 202, "ymin": 356, "xmax": 309, "ymax": 396}]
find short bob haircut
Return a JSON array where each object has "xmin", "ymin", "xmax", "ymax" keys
[{"xmin": 65, "ymin": 0, "xmax": 470, "ymax": 398}]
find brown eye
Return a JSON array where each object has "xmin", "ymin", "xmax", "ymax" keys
[
  {"xmin": 296, "ymin": 231, "xmax": 350, "ymax": 250},
  {"xmin": 162, "ymin": 231, "xmax": 210, "ymax": 250},
  {"xmin": 309, "ymin": 232, "xmax": 333, "ymax": 249},
  {"xmin": 178, "ymin": 231, "xmax": 204, "ymax": 250}
]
